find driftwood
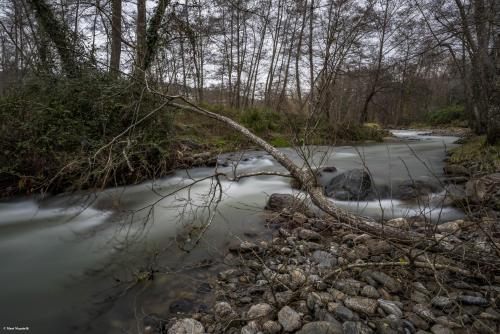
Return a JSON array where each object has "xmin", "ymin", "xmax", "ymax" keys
[{"xmin": 149, "ymin": 92, "xmax": 498, "ymax": 268}]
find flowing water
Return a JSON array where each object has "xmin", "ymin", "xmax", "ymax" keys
[{"xmin": 0, "ymin": 130, "xmax": 464, "ymax": 333}]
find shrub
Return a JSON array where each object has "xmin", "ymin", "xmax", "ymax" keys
[
  {"xmin": 426, "ymin": 105, "xmax": 466, "ymax": 126},
  {"xmin": 0, "ymin": 74, "xmax": 174, "ymax": 195}
]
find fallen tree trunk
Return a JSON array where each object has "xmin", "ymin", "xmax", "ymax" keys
[{"xmin": 153, "ymin": 93, "xmax": 498, "ymax": 267}]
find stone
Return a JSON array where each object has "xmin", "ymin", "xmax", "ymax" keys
[
  {"xmin": 298, "ymin": 228, "xmax": 321, "ymax": 241},
  {"xmin": 332, "ymin": 278, "xmax": 363, "ymax": 296},
  {"xmin": 342, "ymin": 321, "xmax": 373, "ymax": 334},
  {"xmin": 241, "ymin": 320, "xmax": 261, "ymax": 334},
  {"xmin": 361, "ymin": 285, "xmax": 380, "ymax": 298},
  {"xmin": 344, "ymin": 297, "xmax": 378, "ymax": 315},
  {"xmin": 368, "ymin": 271, "xmax": 400, "ymax": 293},
  {"xmin": 406, "ymin": 312, "xmax": 430, "ymax": 331},
  {"xmin": 431, "ymin": 296, "xmax": 454, "ymax": 309},
  {"xmin": 396, "ymin": 179, "xmax": 441, "ymax": 200},
  {"xmin": 430, "ymin": 324, "xmax": 453, "ymax": 334},
  {"xmin": 413, "ymin": 304, "xmax": 435, "ymax": 322},
  {"xmin": 312, "ymin": 250, "xmax": 337, "ymax": 268},
  {"xmin": 325, "ymin": 169, "xmax": 373, "ymax": 200},
  {"xmin": 472, "ymin": 319, "xmax": 498, "ymax": 334},
  {"xmin": 457, "ymin": 295, "xmax": 489, "ymax": 307},
  {"xmin": 386, "ymin": 217, "xmax": 410, "ymax": 229},
  {"xmin": 333, "ymin": 305, "xmax": 357, "ymax": 321},
  {"xmin": 378, "ymin": 299, "xmax": 403, "ymax": 318},
  {"xmin": 238, "ymin": 241, "xmax": 259, "ymax": 252},
  {"xmin": 444, "ymin": 164, "xmax": 470, "ymax": 176},
  {"xmin": 214, "ymin": 301, "xmax": 235, "ymax": 319},
  {"xmin": 411, "ymin": 291, "xmax": 430, "ymax": 304},
  {"xmin": 169, "ymin": 299, "xmax": 194, "ymax": 313},
  {"xmin": 247, "ymin": 303, "xmax": 273, "ymax": 319},
  {"xmin": 278, "ymin": 306, "xmax": 301, "ymax": 332},
  {"xmin": 167, "ymin": 318, "xmax": 204, "ymax": 334},
  {"xmin": 437, "ymin": 220, "xmax": 462, "ymax": 234},
  {"xmin": 265, "ymin": 193, "xmax": 311, "ymax": 215},
  {"xmin": 296, "ymin": 321, "xmax": 343, "ymax": 334},
  {"xmin": 290, "ymin": 268, "xmax": 307, "ymax": 286},
  {"xmin": 262, "ymin": 320, "xmax": 282, "ymax": 334},
  {"xmin": 413, "ymin": 282, "xmax": 430, "ymax": 295}
]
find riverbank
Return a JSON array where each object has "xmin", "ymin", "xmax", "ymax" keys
[
  {"xmin": 442, "ymin": 135, "xmax": 500, "ymax": 219},
  {"xmin": 158, "ymin": 202, "xmax": 500, "ymax": 334}
]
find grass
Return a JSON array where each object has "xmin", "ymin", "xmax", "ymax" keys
[{"xmin": 449, "ymin": 136, "xmax": 500, "ymax": 173}]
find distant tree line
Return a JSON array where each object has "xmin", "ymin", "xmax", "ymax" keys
[{"xmin": 0, "ymin": 0, "xmax": 498, "ymax": 142}]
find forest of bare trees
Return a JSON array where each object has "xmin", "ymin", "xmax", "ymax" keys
[{"xmin": 0, "ymin": 0, "xmax": 498, "ymax": 142}]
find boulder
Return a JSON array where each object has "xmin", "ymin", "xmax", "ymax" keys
[
  {"xmin": 465, "ymin": 173, "xmax": 500, "ymax": 208},
  {"xmin": 325, "ymin": 169, "xmax": 372, "ymax": 200}
]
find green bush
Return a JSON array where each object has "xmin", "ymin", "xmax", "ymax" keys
[
  {"xmin": 426, "ymin": 105, "xmax": 466, "ymax": 126},
  {"xmin": 0, "ymin": 74, "xmax": 174, "ymax": 195},
  {"xmin": 238, "ymin": 107, "xmax": 283, "ymax": 135}
]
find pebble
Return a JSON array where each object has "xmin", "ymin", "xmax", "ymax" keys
[
  {"xmin": 333, "ymin": 305, "xmax": 357, "ymax": 321},
  {"xmin": 262, "ymin": 320, "xmax": 282, "ymax": 334},
  {"xmin": 247, "ymin": 303, "xmax": 273, "ymax": 319},
  {"xmin": 457, "ymin": 295, "xmax": 489, "ymax": 307},
  {"xmin": 344, "ymin": 297, "xmax": 378, "ymax": 315},
  {"xmin": 431, "ymin": 296, "xmax": 454, "ymax": 309},
  {"xmin": 342, "ymin": 321, "xmax": 373, "ymax": 334},
  {"xmin": 278, "ymin": 306, "xmax": 302, "ymax": 332},
  {"xmin": 332, "ymin": 278, "xmax": 363, "ymax": 296},
  {"xmin": 368, "ymin": 271, "xmax": 400, "ymax": 293},
  {"xmin": 312, "ymin": 250, "xmax": 337, "ymax": 268},
  {"xmin": 430, "ymin": 324, "xmax": 453, "ymax": 334},
  {"xmin": 378, "ymin": 299, "xmax": 403, "ymax": 318},
  {"xmin": 298, "ymin": 228, "xmax": 321, "ymax": 241},
  {"xmin": 167, "ymin": 318, "xmax": 204, "ymax": 334},
  {"xmin": 361, "ymin": 285, "xmax": 380, "ymax": 299},
  {"xmin": 214, "ymin": 301, "xmax": 234, "ymax": 319},
  {"xmin": 296, "ymin": 321, "xmax": 343, "ymax": 334}
]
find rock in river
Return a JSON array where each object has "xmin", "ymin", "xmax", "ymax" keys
[{"xmin": 325, "ymin": 169, "xmax": 372, "ymax": 200}]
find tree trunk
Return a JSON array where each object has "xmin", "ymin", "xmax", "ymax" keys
[
  {"xmin": 135, "ymin": 0, "xmax": 146, "ymax": 82},
  {"xmin": 110, "ymin": 0, "xmax": 122, "ymax": 77},
  {"xmin": 487, "ymin": 33, "xmax": 500, "ymax": 144}
]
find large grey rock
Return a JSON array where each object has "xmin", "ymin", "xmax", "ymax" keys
[
  {"xmin": 333, "ymin": 305, "xmax": 357, "ymax": 321},
  {"xmin": 167, "ymin": 318, "xmax": 204, "ymax": 334},
  {"xmin": 325, "ymin": 169, "xmax": 372, "ymax": 200},
  {"xmin": 278, "ymin": 306, "xmax": 301, "ymax": 332},
  {"xmin": 296, "ymin": 321, "xmax": 342, "ymax": 334}
]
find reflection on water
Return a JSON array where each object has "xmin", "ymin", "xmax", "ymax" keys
[{"xmin": 0, "ymin": 131, "xmax": 464, "ymax": 333}]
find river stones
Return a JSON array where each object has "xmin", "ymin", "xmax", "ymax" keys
[{"xmin": 396, "ymin": 179, "xmax": 442, "ymax": 200}]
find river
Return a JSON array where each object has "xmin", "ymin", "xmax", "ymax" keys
[{"xmin": 0, "ymin": 130, "xmax": 464, "ymax": 333}]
